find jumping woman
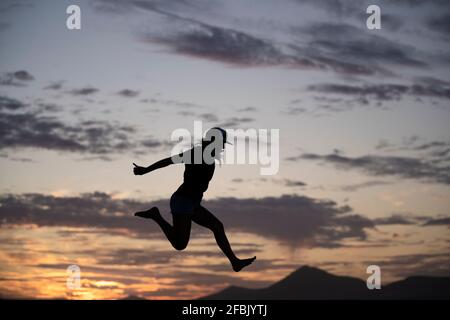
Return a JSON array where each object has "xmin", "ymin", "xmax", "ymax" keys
[{"xmin": 132, "ymin": 127, "xmax": 256, "ymax": 272}]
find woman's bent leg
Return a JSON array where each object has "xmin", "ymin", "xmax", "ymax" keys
[{"xmin": 135, "ymin": 207, "xmax": 191, "ymax": 250}]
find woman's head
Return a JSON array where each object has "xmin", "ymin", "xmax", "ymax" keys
[{"xmin": 202, "ymin": 127, "xmax": 228, "ymax": 159}]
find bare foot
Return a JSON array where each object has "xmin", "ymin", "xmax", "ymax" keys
[
  {"xmin": 232, "ymin": 256, "xmax": 256, "ymax": 272},
  {"xmin": 134, "ymin": 207, "xmax": 160, "ymax": 219}
]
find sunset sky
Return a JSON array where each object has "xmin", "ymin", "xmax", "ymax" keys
[{"xmin": 1, "ymin": 0, "xmax": 449, "ymax": 299}]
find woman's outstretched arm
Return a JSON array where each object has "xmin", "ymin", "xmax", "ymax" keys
[{"xmin": 133, "ymin": 156, "xmax": 174, "ymax": 175}]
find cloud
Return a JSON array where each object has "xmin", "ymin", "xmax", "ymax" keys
[
  {"xmin": 308, "ymin": 82, "xmax": 450, "ymax": 106},
  {"xmin": 0, "ymin": 192, "xmax": 377, "ymax": 247},
  {"xmin": 0, "ymin": 95, "xmax": 28, "ymax": 110},
  {"xmin": 145, "ymin": 18, "xmax": 423, "ymax": 76},
  {"xmin": 293, "ymin": 22, "xmax": 427, "ymax": 76},
  {"xmin": 44, "ymin": 81, "xmax": 64, "ymax": 90},
  {"xmin": 93, "ymin": 1, "xmax": 436, "ymax": 77},
  {"xmin": 12, "ymin": 70, "xmax": 34, "ymax": 81},
  {"xmin": 0, "ymin": 95, "xmax": 164, "ymax": 157},
  {"xmin": 309, "ymin": 83, "xmax": 408, "ymax": 102},
  {"xmin": 0, "ymin": 113, "xmax": 135, "ymax": 155},
  {"xmin": 199, "ymin": 113, "xmax": 219, "ymax": 122},
  {"xmin": 0, "ymin": 1, "xmax": 34, "ymax": 14},
  {"xmin": 365, "ymin": 252, "xmax": 450, "ymax": 278},
  {"xmin": 375, "ymin": 137, "xmax": 450, "ymax": 159},
  {"xmin": 34, "ymin": 102, "xmax": 62, "ymax": 113},
  {"xmin": 69, "ymin": 87, "xmax": 99, "ymax": 96},
  {"xmin": 423, "ymin": 217, "xmax": 450, "ymax": 226},
  {"xmin": 117, "ymin": 89, "xmax": 139, "ymax": 97},
  {"xmin": 218, "ymin": 117, "xmax": 254, "ymax": 127},
  {"xmin": 236, "ymin": 106, "xmax": 257, "ymax": 112},
  {"xmin": 427, "ymin": 13, "xmax": 450, "ymax": 35},
  {"xmin": 283, "ymin": 179, "xmax": 307, "ymax": 187},
  {"xmin": 373, "ymin": 214, "xmax": 418, "ymax": 226},
  {"xmin": 288, "ymin": 78, "xmax": 450, "ymax": 115},
  {"xmin": 292, "ymin": 152, "xmax": 450, "ymax": 185},
  {"xmin": 142, "ymin": 97, "xmax": 204, "ymax": 109},
  {"xmin": 0, "ymin": 70, "xmax": 34, "ymax": 87},
  {"xmin": 146, "ymin": 23, "xmax": 318, "ymax": 69},
  {"xmin": 339, "ymin": 180, "xmax": 392, "ymax": 192},
  {"xmin": 0, "ymin": 192, "xmax": 154, "ymax": 235},
  {"xmin": 95, "ymin": 1, "xmax": 323, "ymax": 70},
  {"xmin": 205, "ymin": 195, "xmax": 373, "ymax": 246},
  {"xmin": 297, "ymin": 0, "xmax": 450, "ymax": 17},
  {"xmin": 174, "ymin": 112, "xmax": 252, "ymax": 126}
]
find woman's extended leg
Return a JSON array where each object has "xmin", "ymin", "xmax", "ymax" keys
[
  {"xmin": 192, "ymin": 206, "xmax": 256, "ymax": 272},
  {"xmin": 135, "ymin": 207, "xmax": 191, "ymax": 251}
]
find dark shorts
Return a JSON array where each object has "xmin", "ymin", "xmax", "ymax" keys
[{"xmin": 170, "ymin": 193, "xmax": 201, "ymax": 215}]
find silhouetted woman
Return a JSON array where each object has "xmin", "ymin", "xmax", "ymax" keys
[{"xmin": 132, "ymin": 127, "xmax": 256, "ymax": 272}]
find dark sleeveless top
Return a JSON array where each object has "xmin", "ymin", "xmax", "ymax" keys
[{"xmin": 174, "ymin": 146, "xmax": 215, "ymax": 202}]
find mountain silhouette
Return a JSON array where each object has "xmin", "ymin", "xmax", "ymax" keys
[{"xmin": 200, "ymin": 266, "xmax": 450, "ymax": 300}]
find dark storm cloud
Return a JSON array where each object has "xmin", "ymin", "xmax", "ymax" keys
[
  {"xmin": 292, "ymin": 152, "xmax": 450, "ymax": 185},
  {"xmin": 0, "ymin": 70, "xmax": 34, "ymax": 87},
  {"xmin": 69, "ymin": 87, "xmax": 99, "ymax": 96},
  {"xmin": 117, "ymin": 89, "xmax": 140, "ymax": 97},
  {"xmin": 0, "ymin": 192, "xmax": 377, "ymax": 247},
  {"xmin": 0, "ymin": 95, "xmax": 164, "ymax": 156}
]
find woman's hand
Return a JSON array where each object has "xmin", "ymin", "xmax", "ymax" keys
[{"xmin": 133, "ymin": 163, "xmax": 147, "ymax": 175}]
